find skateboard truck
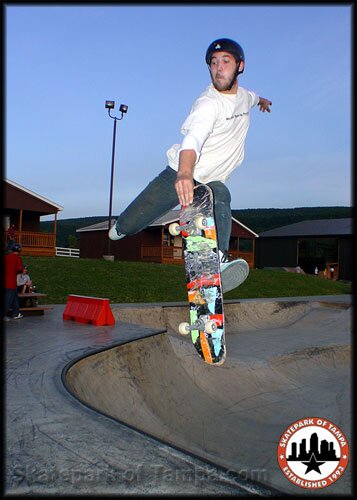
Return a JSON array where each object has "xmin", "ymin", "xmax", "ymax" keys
[
  {"xmin": 178, "ymin": 315, "xmax": 217, "ymax": 336},
  {"xmin": 169, "ymin": 216, "xmax": 207, "ymax": 236}
]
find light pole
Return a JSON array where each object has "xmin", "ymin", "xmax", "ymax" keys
[{"xmin": 105, "ymin": 100, "xmax": 128, "ymax": 259}]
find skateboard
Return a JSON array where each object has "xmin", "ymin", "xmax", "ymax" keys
[{"xmin": 169, "ymin": 184, "xmax": 225, "ymax": 365}]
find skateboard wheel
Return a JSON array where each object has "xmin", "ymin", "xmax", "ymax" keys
[
  {"xmin": 195, "ymin": 216, "xmax": 207, "ymax": 230},
  {"xmin": 205, "ymin": 320, "xmax": 217, "ymax": 334},
  {"xmin": 169, "ymin": 223, "xmax": 181, "ymax": 236},
  {"xmin": 178, "ymin": 322, "xmax": 190, "ymax": 335}
]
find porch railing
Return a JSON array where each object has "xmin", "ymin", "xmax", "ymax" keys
[
  {"xmin": 228, "ymin": 250, "xmax": 255, "ymax": 268},
  {"xmin": 16, "ymin": 231, "xmax": 56, "ymax": 248},
  {"xmin": 163, "ymin": 246, "xmax": 184, "ymax": 260},
  {"xmin": 141, "ymin": 245, "xmax": 184, "ymax": 263},
  {"xmin": 5, "ymin": 230, "xmax": 56, "ymax": 249},
  {"xmin": 141, "ymin": 245, "xmax": 254, "ymax": 267}
]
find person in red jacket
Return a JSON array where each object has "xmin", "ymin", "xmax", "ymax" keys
[{"xmin": 3, "ymin": 243, "xmax": 24, "ymax": 321}]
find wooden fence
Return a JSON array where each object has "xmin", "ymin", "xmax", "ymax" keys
[{"xmin": 56, "ymin": 247, "xmax": 80, "ymax": 258}]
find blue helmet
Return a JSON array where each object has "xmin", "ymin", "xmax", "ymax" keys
[
  {"xmin": 205, "ymin": 38, "xmax": 245, "ymax": 74},
  {"xmin": 11, "ymin": 243, "xmax": 22, "ymax": 252}
]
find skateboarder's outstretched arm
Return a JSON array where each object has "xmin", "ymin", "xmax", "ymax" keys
[{"xmin": 175, "ymin": 149, "xmax": 196, "ymax": 206}]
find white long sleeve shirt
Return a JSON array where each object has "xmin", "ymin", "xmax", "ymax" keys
[{"xmin": 167, "ymin": 84, "xmax": 259, "ymax": 184}]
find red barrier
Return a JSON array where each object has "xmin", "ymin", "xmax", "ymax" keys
[{"xmin": 63, "ymin": 295, "xmax": 115, "ymax": 326}]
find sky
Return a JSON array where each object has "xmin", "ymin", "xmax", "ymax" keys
[{"xmin": 5, "ymin": 4, "xmax": 352, "ymax": 221}]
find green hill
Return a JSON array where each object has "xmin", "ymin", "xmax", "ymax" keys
[{"xmin": 41, "ymin": 207, "xmax": 352, "ymax": 248}]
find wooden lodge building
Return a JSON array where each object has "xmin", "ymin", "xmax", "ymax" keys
[
  {"xmin": 77, "ymin": 210, "xmax": 258, "ymax": 267},
  {"xmin": 255, "ymin": 218, "xmax": 352, "ymax": 280},
  {"xmin": 3, "ymin": 178, "xmax": 64, "ymax": 256}
]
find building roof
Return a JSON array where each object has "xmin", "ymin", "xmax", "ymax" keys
[
  {"xmin": 76, "ymin": 209, "xmax": 181, "ymax": 233},
  {"xmin": 259, "ymin": 218, "xmax": 352, "ymax": 238},
  {"xmin": 77, "ymin": 209, "xmax": 258, "ymax": 237},
  {"xmin": 5, "ymin": 178, "xmax": 64, "ymax": 212},
  {"xmin": 76, "ymin": 220, "xmax": 111, "ymax": 232},
  {"xmin": 231, "ymin": 216, "xmax": 259, "ymax": 238},
  {"xmin": 146, "ymin": 209, "xmax": 183, "ymax": 227}
]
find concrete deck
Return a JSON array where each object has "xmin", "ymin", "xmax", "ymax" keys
[{"xmin": 5, "ymin": 295, "xmax": 352, "ymax": 495}]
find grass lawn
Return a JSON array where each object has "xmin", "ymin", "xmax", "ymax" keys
[{"xmin": 22, "ymin": 256, "xmax": 351, "ymax": 305}]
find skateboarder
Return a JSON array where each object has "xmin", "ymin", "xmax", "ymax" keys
[{"xmin": 109, "ymin": 37, "xmax": 272, "ymax": 292}]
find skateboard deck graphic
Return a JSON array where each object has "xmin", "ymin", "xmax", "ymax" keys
[{"xmin": 169, "ymin": 184, "xmax": 226, "ymax": 365}]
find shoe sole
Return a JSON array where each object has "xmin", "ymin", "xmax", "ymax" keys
[
  {"xmin": 108, "ymin": 224, "xmax": 125, "ymax": 241},
  {"xmin": 221, "ymin": 259, "xmax": 249, "ymax": 293}
]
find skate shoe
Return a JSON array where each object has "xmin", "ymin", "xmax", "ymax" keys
[
  {"xmin": 108, "ymin": 222, "xmax": 126, "ymax": 241},
  {"xmin": 219, "ymin": 251, "xmax": 249, "ymax": 293},
  {"xmin": 12, "ymin": 313, "xmax": 24, "ymax": 320}
]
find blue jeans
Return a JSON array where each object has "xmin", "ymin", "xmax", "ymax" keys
[
  {"xmin": 115, "ymin": 166, "xmax": 232, "ymax": 253},
  {"xmin": 3, "ymin": 289, "xmax": 20, "ymax": 317}
]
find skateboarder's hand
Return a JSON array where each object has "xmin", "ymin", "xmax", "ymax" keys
[
  {"xmin": 175, "ymin": 173, "xmax": 194, "ymax": 206},
  {"xmin": 258, "ymin": 97, "xmax": 272, "ymax": 113}
]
